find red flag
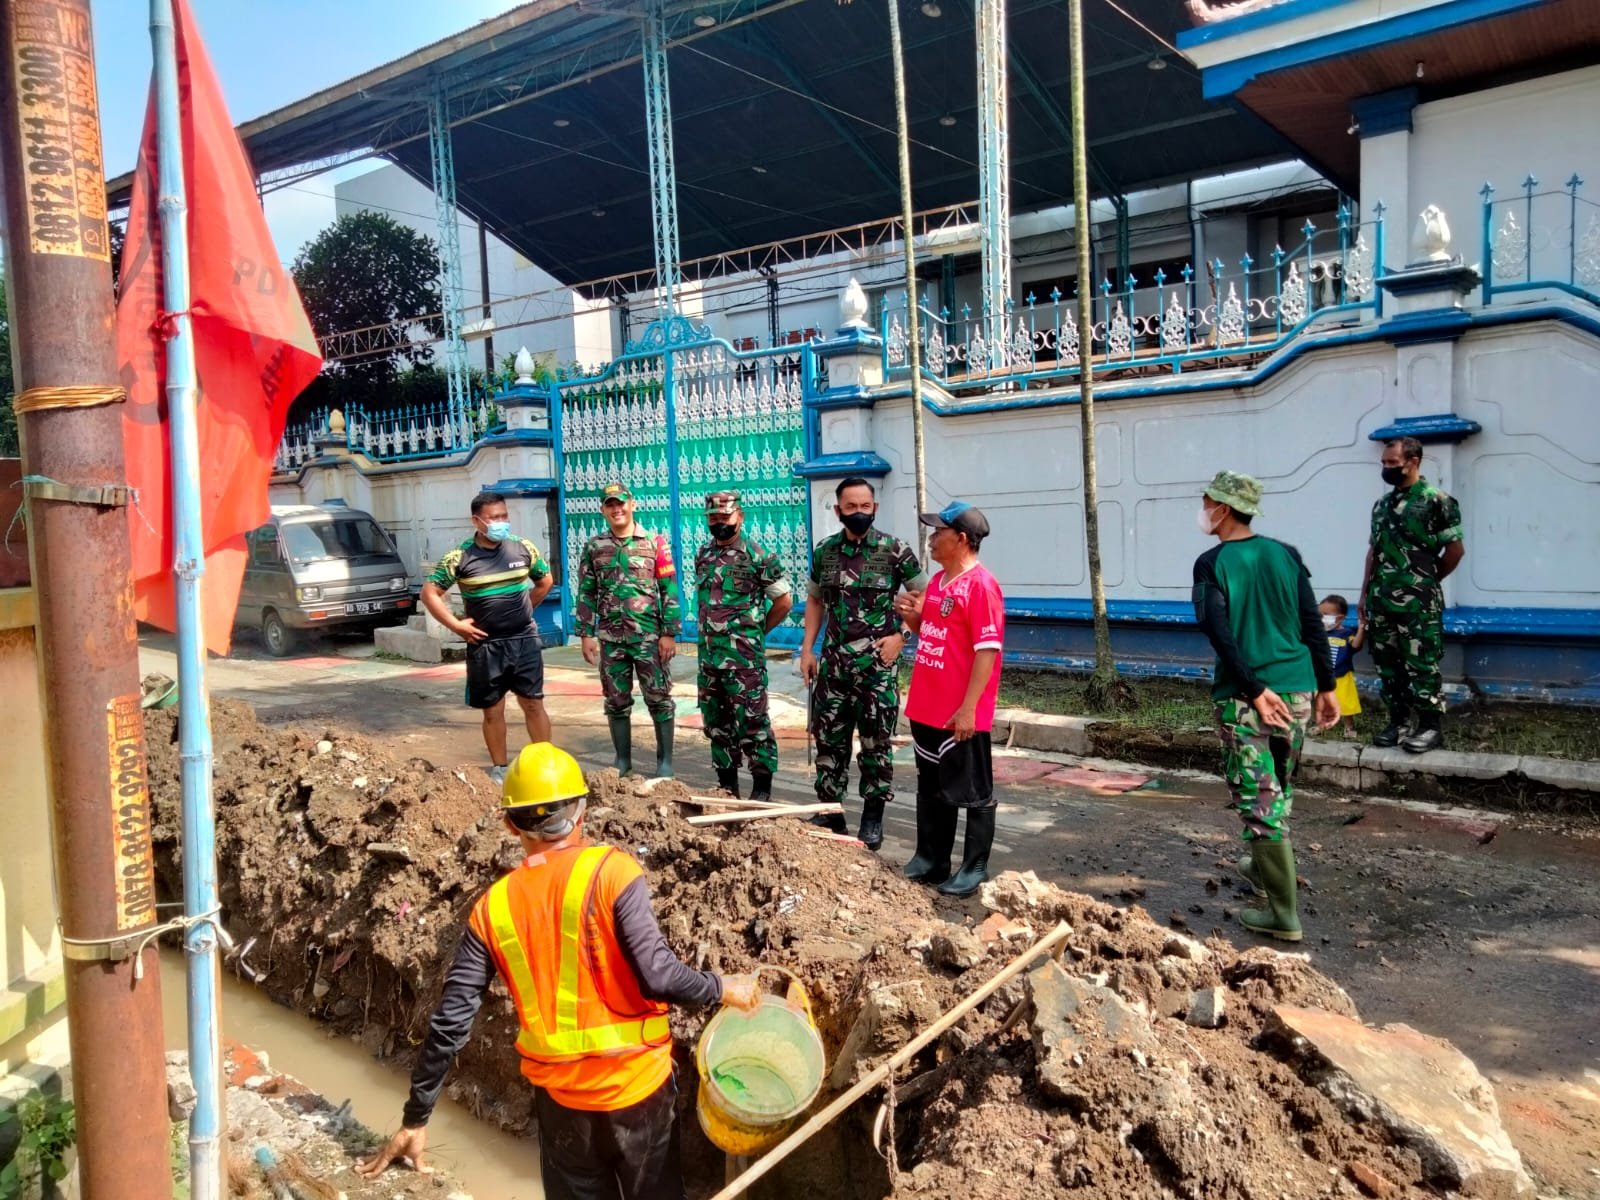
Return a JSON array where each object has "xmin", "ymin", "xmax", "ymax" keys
[{"xmin": 116, "ymin": 0, "xmax": 322, "ymax": 656}]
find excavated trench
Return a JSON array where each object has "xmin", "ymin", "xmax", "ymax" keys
[{"xmin": 145, "ymin": 701, "xmax": 1477, "ymax": 1199}]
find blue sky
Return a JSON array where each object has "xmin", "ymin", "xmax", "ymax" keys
[{"xmin": 93, "ymin": 0, "xmax": 524, "ymax": 262}]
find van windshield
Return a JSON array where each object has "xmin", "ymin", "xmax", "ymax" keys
[{"xmin": 281, "ymin": 519, "xmax": 396, "ymax": 563}]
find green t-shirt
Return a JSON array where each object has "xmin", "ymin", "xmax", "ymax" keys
[{"xmin": 1192, "ymin": 536, "xmax": 1322, "ymax": 702}]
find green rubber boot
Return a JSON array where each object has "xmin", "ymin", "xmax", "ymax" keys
[
  {"xmin": 1236, "ymin": 852, "xmax": 1266, "ymax": 898},
  {"xmin": 653, "ymin": 717, "xmax": 675, "ymax": 779},
  {"xmin": 1239, "ymin": 839, "xmax": 1302, "ymax": 942},
  {"xmin": 608, "ymin": 715, "xmax": 633, "ymax": 776}
]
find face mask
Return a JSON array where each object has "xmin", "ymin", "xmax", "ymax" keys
[
  {"xmin": 840, "ymin": 512, "xmax": 874, "ymax": 537},
  {"xmin": 482, "ymin": 520, "xmax": 512, "ymax": 543},
  {"xmin": 709, "ymin": 522, "xmax": 738, "ymax": 542},
  {"xmin": 1381, "ymin": 466, "xmax": 1408, "ymax": 487},
  {"xmin": 1322, "ymin": 614, "xmax": 1339, "ymax": 630},
  {"xmin": 1196, "ymin": 505, "xmax": 1220, "ymax": 536}
]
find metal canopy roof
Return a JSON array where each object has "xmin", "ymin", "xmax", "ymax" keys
[{"xmin": 108, "ymin": 0, "xmax": 1295, "ymax": 294}]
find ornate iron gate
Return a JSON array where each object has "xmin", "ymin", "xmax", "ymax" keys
[{"xmin": 555, "ymin": 316, "xmax": 811, "ymax": 646}]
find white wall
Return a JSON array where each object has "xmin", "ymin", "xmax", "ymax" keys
[
  {"xmin": 1363, "ymin": 66, "xmax": 1600, "ymax": 277},
  {"xmin": 863, "ymin": 315, "xmax": 1600, "ymax": 613}
]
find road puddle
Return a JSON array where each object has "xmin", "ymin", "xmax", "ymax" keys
[{"xmin": 159, "ymin": 950, "xmax": 543, "ymax": 1197}]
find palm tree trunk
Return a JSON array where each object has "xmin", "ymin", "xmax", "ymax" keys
[{"xmin": 888, "ymin": 0, "xmax": 929, "ymax": 563}]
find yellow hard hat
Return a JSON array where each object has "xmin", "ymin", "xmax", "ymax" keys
[{"xmin": 502, "ymin": 742, "xmax": 588, "ymax": 817}]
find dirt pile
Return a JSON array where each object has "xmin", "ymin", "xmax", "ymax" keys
[{"xmin": 146, "ymin": 702, "xmax": 1496, "ymax": 1198}]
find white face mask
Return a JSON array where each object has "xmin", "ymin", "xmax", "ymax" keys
[
  {"xmin": 1196, "ymin": 505, "xmax": 1220, "ymax": 536},
  {"xmin": 1322, "ymin": 614, "xmax": 1338, "ymax": 630}
]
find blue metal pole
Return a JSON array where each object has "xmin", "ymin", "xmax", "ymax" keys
[{"xmin": 150, "ymin": 3, "xmax": 222, "ymax": 1198}]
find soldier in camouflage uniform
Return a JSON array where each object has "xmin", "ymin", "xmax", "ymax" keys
[
  {"xmin": 1360, "ymin": 436, "xmax": 1465, "ymax": 754},
  {"xmin": 695, "ymin": 491, "xmax": 794, "ymax": 801},
  {"xmin": 799, "ymin": 478, "xmax": 926, "ymax": 849},
  {"xmin": 575, "ymin": 482, "xmax": 682, "ymax": 778},
  {"xmin": 1193, "ymin": 471, "xmax": 1338, "ymax": 942}
]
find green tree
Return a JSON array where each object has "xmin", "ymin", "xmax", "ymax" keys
[
  {"xmin": 0, "ymin": 270, "xmax": 15, "ymax": 458},
  {"xmin": 290, "ymin": 211, "xmax": 444, "ymax": 418}
]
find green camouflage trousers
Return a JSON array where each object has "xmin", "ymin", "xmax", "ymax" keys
[
  {"xmin": 1214, "ymin": 692, "xmax": 1311, "ymax": 841},
  {"xmin": 811, "ymin": 654, "xmax": 899, "ymax": 808},
  {"xmin": 699, "ymin": 662, "xmax": 778, "ymax": 773},
  {"xmin": 600, "ymin": 639, "xmax": 674, "ymax": 722},
  {"xmin": 1366, "ymin": 609, "xmax": 1445, "ymax": 714}
]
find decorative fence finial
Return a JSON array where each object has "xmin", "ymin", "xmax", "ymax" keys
[
  {"xmin": 1412, "ymin": 205, "xmax": 1453, "ymax": 263},
  {"xmin": 514, "ymin": 347, "xmax": 536, "ymax": 385},
  {"xmin": 840, "ymin": 278, "xmax": 870, "ymax": 330}
]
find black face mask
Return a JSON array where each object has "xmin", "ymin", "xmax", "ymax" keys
[
  {"xmin": 709, "ymin": 522, "xmax": 738, "ymax": 542},
  {"xmin": 1381, "ymin": 466, "xmax": 1408, "ymax": 487},
  {"xmin": 839, "ymin": 512, "xmax": 874, "ymax": 537}
]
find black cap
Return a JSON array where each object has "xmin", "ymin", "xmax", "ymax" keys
[{"xmin": 919, "ymin": 500, "xmax": 990, "ymax": 540}]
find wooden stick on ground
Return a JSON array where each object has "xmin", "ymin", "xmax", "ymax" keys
[
  {"xmin": 706, "ymin": 921, "xmax": 1073, "ymax": 1200},
  {"xmin": 686, "ymin": 803, "xmax": 843, "ymax": 827},
  {"xmin": 673, "ymin": 795, "xmax": 790, "ymax": 809}
]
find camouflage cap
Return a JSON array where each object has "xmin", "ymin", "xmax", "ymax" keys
[
  {"xmin": 1204, "ymin": 470, "xmax": 1264, "ymax": 517},
  {"xmin": 599, "ymin": 482, "xmax": 633, "ymax": 503},
  {"xmin": 704, "ymin": 490, "xmax": 741, "ymax": 516}
]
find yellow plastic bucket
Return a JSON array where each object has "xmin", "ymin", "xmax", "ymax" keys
[{"xmin": 695, "ymin": 972, "xmax": 825, "ymax": 1157}]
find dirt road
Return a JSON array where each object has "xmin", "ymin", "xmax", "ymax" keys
[{"xmin": 141, "ymin": 631, "xmax": 1600, "ymax": 1197}]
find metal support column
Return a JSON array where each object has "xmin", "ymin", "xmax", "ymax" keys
[
  {"xmin": 976, "ymin": 0, "xmax": 1011, "ymax": 369},
  {"xmin": 428, "ymin": 77, "xmax": 470, "ymax": 439},
  {"xmin": 642, "ymin": 0, "xmax": 681, "ymax": 318}
]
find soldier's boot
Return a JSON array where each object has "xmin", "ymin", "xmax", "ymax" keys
[
  {"xmin": 937, "ymin": 806, "xmax": 996, "ymax": 898},
  {"xmin": 653, "ymin": 718, "xmax": 675, "ymax": 779},
  {"xmin": 749, "ymin": 771, "xmax": 773, "ymax": 804},
  {"xmin": 608, "ymin": 715, "xmax": 633, "ymax": 776},
  {"xmin": 903, "ymin": 791, "xmax": 956, "ymax": 885},
  {"xmin": 1371, "ymin": 705, "xmax": 1413, "ymax": 748},
  {"xmin": 1401, "ymin": 710, "xmax": 1444, "ymax": 754},
  {"xmin": 1236, "ymin": 851, "xmax": 1267, "ymax": 898},
  {"xmin": 857, "ymin": 798, "xmax": 886, "ymax": 853},
  {"xmin": 809, "ymin": 806, "xmax": 849, "ymax": 834},
  {"xmin": 714, "ymin": 767, "xmax": 741, "ymax": 798},
  {"xmin": 1238, "ymin": 840, "xmax": 1303, "ymax": 942}
]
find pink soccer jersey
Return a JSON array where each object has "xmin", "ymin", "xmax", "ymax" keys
[{"xmin": 904, "ymin": 563, "xmax": 1006, "ymax": 732}]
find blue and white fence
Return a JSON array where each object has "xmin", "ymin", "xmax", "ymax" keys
[{"xmin": 1481, "ymin": 174, "xmax": 1600, "ymax": 307}]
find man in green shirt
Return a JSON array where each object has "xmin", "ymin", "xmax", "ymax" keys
[
  {"xmin": 1192, "ymin": 471, "xmax": 1338, "ymax": 942},
  {"xmin": 1359, "ymin": 437, "xmax": 1465, "ymax": 754}
]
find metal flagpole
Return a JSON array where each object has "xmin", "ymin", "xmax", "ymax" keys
[{"xmin": 149, "ymin": 1, "xmax": 224, "ymax": 1196}]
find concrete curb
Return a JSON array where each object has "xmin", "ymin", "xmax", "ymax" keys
[{"xmin": 994, "ymin": 709, "xmax": 1600, "ymax": 796}]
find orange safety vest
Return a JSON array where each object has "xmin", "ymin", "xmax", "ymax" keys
[{"xmin": 469, "ymin": 843, "xmax": 673, "ymax": 1110}]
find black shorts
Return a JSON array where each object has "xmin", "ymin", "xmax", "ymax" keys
[
  {"xmin": 464, "ymin": 633, "xmax": 545, "ymax": 709},
  {"xmin": 910, "ymin": 719, "xmax": 994, "ymax": 808}
]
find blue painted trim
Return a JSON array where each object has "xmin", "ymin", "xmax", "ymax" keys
[
  {"xmin": 814, "ymin": 327, "xmax": 883, "ymax": 355},
  {"xmin": 1200, "ymin": 0, "xmax": 1547, "ymax": 100},
  {"xmin": 1380, "ymin": 307, "xmax": 1474, "ymax": 345},
  {"xmin": 811, "ymin": 385, "xmax": 879, "ymax": 412},
  {"xmin": 1352, "ymin": 87, "xmax": 1418, "ymax": 137},
  {"xmin": 1002, "ymin": 595, "xmax": 1600, "ymax": 640},
  {"xmin": 1176, "ymin": 0, "xmax": 1354, "ymax": 50},
  {"xmin": 1377, "ymin": 263, "xmax": 1480, "ymax": 298},
  {"xmin": 1367, "ymin": 414, "xmax": 1482, "ymax": 444},
  {"xmin": 792, "ymin": 451, "xmax": 893, "ymax": 479},
  {"xmin": 485, "ymin": 477, "xmax": 559, "ymax": 497},
  {"xmin": 1484, "ymin": 279, "xmax": 1600, "ymax": 308},
  {"xmin": 1474, "ymin": 680, "xmax": 1600, "ymax": 705},
  {"xmin": 475, "ymin": 428, "xmax": 554, "ymax": 448},
  {"xmin": 494, "ymin": 384, "xmax": 553, "ymax": 408}
]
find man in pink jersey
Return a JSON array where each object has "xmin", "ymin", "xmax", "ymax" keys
[{"xmin": 895, "ymin": 501, "xmax": 1005, "ymax": 897}]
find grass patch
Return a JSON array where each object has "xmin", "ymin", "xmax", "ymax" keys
[{"xmin": 994, "ymin": 668, "xmax": 1600, "ymax": 761}]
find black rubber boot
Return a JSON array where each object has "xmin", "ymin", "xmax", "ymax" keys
[
  {"xmin": 902, "ymin": 791, "xmax": 956, "ymax": 885},
  {"xmin": 608, "ymin": 715, "xmax": 633, "ymax": 776},
  {"xmin": 1238, "ymin": 839, "xmax": 1303, "ymax": 942},
  {"xmin": 715, "ymin": 766, "xmax": 741, "ymax": 798},
  {"xmin": 1371, "ymin": 705, "xmax": 1412, "ymax": 748},
  {"xmin": 653, "ymin": 717, "xmax": 675, "ymax": 779},
  {"xmin": 937, "ymin": 806, "xmax": 995, "ymax": 897},
  {"xmin": 1401, "ymin": 710, "xmax": 1444, "ymax": 754},
  {"xmin": 749, "ymin": 771, "xmax": 773, "ymax": 803},
  {"xmin": 858, "ymin": 798, "xmax": 886, "ymax": 852},
  {"xmin": 810, "ymin": 811, "xmax": 848, "ymax": 835}
]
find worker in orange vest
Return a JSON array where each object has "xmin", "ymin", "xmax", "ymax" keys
[{"xmin": 357, "ymin": 741, "xmax": 759, "ymax": 1197}]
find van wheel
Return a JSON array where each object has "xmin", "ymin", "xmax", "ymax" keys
[{"xmin": 261, "ymin": 610, "xmax": 295, "ymax": 657}]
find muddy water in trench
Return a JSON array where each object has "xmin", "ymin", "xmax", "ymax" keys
[{"xmin": 158, "ymin": 951, "xmax": 543, "ymax": 1197}]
